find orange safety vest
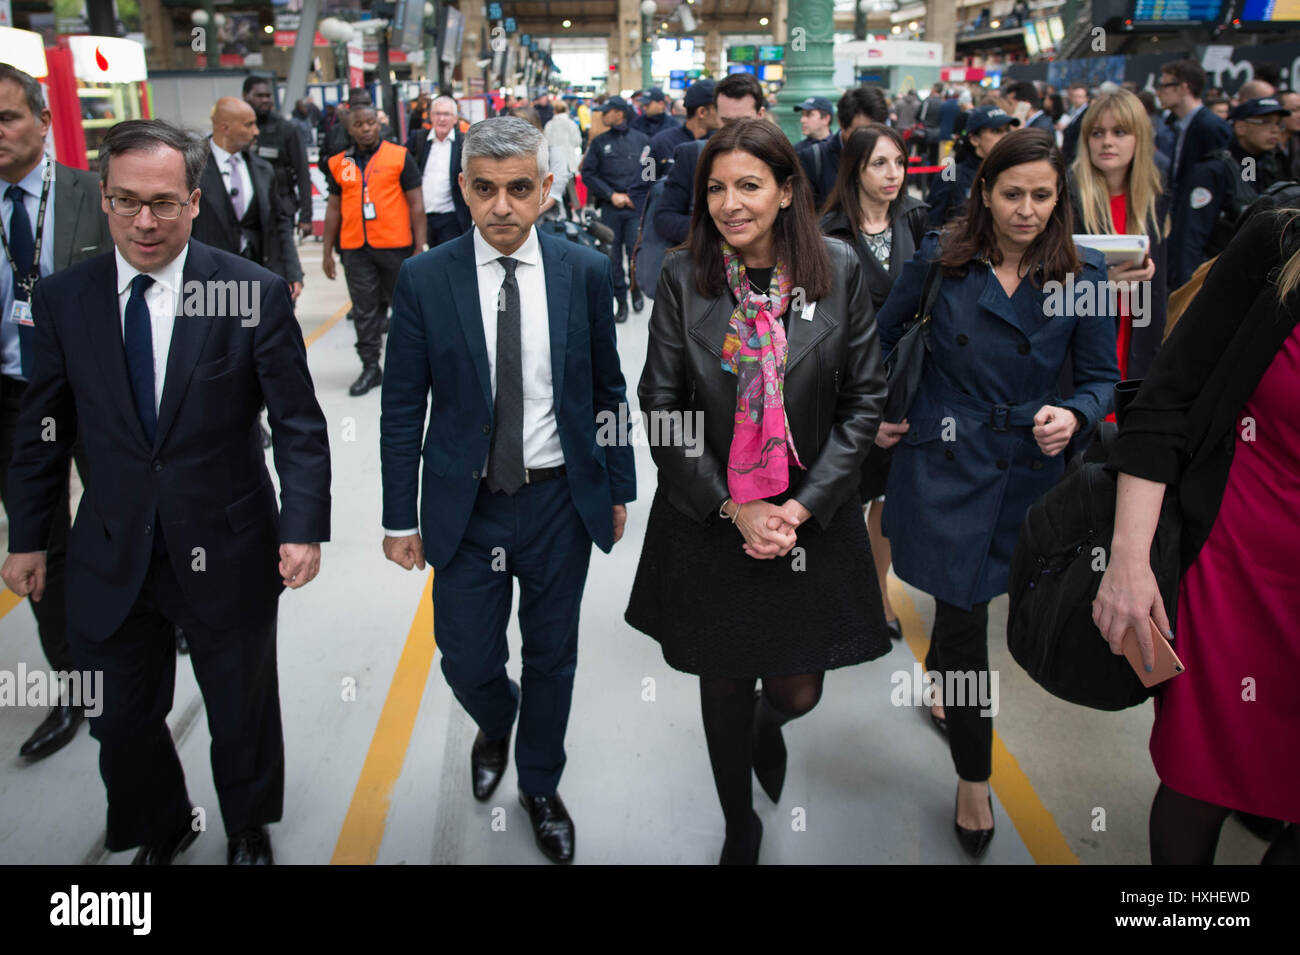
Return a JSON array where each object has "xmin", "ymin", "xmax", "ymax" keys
[{"xmin": 328, "ymin": 140, "xmax": 413, "ymax": 250}]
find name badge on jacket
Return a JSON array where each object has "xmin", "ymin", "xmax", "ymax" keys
[
  {"xmin": 9, "ymin": 299, "xmax": 34, "ymax": 327},
  {"xmin": 258, "ymin": 145, "xmax": 280, "ymax": 160},
  {"xmin": 801, "ymin": 301, "xmax": 816, "ymax": 322}
]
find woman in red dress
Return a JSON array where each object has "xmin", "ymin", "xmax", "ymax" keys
[{"xmin": 1094, "ymin": 210, "xmax": 1300, "ymax": 864}]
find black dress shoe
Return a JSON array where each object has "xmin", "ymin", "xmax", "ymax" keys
[
  {"xmin": 19, "ymin": 704, "xmax": 84, "ymax": 762},
  {"xmin": 349, "ymin": 365, "xmax": 383, "ymax": 397},
  {"xmin": 615, "ymin": 298, "xmax": 628, "ymax": 323},
  {"xmin": 751, "ymin": 690, "xmax": 787, "ymax": 804},
  {"xmin": 132, "ymin": 819, "xmax": 199, "ymax": 865},
  {"xmin": 720, "ymin": 810, "xmax": 762, "ymax": 865},
  {"xmin": 631, "ymin": 289, "xmax": 644, "ymax": 312},
  {"xmin": 886, "ymin": 618, "xmax": 903, "ymax": 640},
  {"xmin": 227, "ymin": 826, "xmax": 274, "ymax": 865},
  {"xmin": 175, "ymin": 626, "xmax": 189, "ymax": 655},
  {"xmin": 471, "ymin": 728, "xmax": 511, "ymax": 802},
  {"xmin": 518, "ymin": 792, "xmax": 575, "ymax": 864},
  {"xmin": 954, "ymin": 790, "xmax": 994, "ymax": 860}
]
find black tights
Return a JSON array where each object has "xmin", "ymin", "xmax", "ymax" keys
[
  {"xmin": 699, "ymin": 673, "xmax": 825, "ymax": 838},
  {"xmin": 1150, "ymin": 782, "xmax": 1299, "ymax": 864}
]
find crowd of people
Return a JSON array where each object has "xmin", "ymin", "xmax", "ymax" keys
[{"xmin": 0, "ymin": 51, "xmax": 1297, "ymax": 866}]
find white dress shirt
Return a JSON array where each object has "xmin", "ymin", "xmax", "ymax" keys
[
  {"xmin": 421, "ymin": 129, "xmax": 457, "ymax": 214},
  {"xmin": 383, "ymin": 224, "xmax": 563, "ymax": 537},
  {"xmin": 209, "ymin": 138, "xmax": 254, "ymax": 242},
  {"xmin": 115, "ymin": 244, "xmax": 187, "ymax": 415}
]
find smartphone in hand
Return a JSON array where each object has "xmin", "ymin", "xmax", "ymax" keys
[{"xmin": 1122, "ymin": 617, "xmax": 1186, "ymax": 688}]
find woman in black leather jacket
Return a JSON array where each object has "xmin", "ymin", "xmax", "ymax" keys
[
  {"xmin": 625, "ymin": 119, "xmax": 890, "ymax": 864},
  {"xmin": 820, "ymin": 124, "xmax": 929, "ymax": 640}
]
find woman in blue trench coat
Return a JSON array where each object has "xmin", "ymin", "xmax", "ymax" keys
[{"xmin": 874, "ymin": 129, "xmax": 1119, "ymax": 857}]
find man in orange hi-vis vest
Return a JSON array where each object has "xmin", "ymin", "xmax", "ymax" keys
[{"xmin": 322, "ymin": 102, "xmax": 426, "ymax": 397}]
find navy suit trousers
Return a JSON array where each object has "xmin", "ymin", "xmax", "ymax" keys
[{"xmin": 432, "ymin": 477, "xmax": 592, "ymax": 796}]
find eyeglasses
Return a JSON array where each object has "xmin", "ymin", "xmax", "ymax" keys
[{"xmin": 106, "ymin": 193, "xmax": 194, "ymax": 220}]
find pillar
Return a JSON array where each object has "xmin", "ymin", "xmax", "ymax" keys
[
  {"xmin": 775, "ymin": 0, "xmax": 837, "ymax": 142},
  {"xmin": 925, "ymin": 0, "xmax": 957, "ymax": 66}
]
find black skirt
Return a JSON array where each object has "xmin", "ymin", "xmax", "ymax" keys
[{"xmin": 624, "ymin": 485, "xmax": 892, "ymax": 679}]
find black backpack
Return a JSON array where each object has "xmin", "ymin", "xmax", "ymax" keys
[
  {"xmin": 1232, "ymin": 178, "xmax": 1300, "ymax": 235},
  {"xmin": 1206, "ymin": 149, "xmax": 1273, "ymax": 258}
]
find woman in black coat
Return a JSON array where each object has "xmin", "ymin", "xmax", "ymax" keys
[
  {"xmin": 820, "ymin": 124, "xmax": 927, "ymax": 639},
  {"xmin": 1093, "ymin": 210, "xmax": 1300, "ymax": 864},
  {"xmin": 626, "ymin": 119, "xmax": 890, "ymax": 864}
]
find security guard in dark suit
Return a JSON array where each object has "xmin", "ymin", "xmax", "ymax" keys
[
  {"xmin": 926, "ymin": 105, "xmax": 1019, "ymax": 227},
  {"xmin": 579, "ymin": 95, "xmax": 650, "ymax": 321},
  {"xmin": 244, "ymin": 76, "xmax": 314, "ymax": 239},
  {"xmin": 1175, "ymin": 97, "xmax": 1290, "ymax": 287}
]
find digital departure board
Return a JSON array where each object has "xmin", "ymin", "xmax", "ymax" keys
[
  {"xmin": 1129, "ymin": 0, "xmax": 1224, "ymax": 22},
  {"xmin": 1238, "ymin": 0, "xmax": 1300, "ymax": 22}
]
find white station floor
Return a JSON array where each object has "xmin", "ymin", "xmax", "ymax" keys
[{"xmin": 0, "ymin": 250, "xmax": 1269, "ymax": 865}]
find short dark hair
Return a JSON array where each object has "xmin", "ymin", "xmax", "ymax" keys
[
  {"xmin": 0, "ymin": 64, "xmax": 46, "ymax": 118},
  {"xmin": 347, "ymin": 87, "xmax": 372, "ymax": 106},
  {"xmin": 1068, "ymin": 81, "xmax": 1088, "ymax": 92},
  {"xmin": 939, "ymin": 128, "xmax": 1080, "ymax": 287},
  {"xmin": 242, "ymin": 75, "xmax": 272, "ymax": 95},
  {"xmin": 714, "ymin": 73, "xmax": 764, "ymax": 114},
  {"xmin": 1006, "ymin": 80, "xmax": 1041, "ymax": 110},
  {"xmin": 687, "ymin": 118, "xmax": 831, "ymax": 301},
  {"xmin": 837, "ymin": 86, "xmax": 890, "ymax": 129},
  {"xmin": 1160, "ymin": 59, "xmax": 1206, "ymax": 99},
  {"xmin": 99, "ymin": 119, "xmax": 208, "ymax": 194},
  {"xmin": 823, "ymin": 125, "xmax": 910, "ymax": 223}
]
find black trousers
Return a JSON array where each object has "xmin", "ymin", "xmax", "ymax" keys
[
  {"xmin": 426, "ymin": 211, "xmax": 463, "ymax": 249},
  {"xmin": 926, "ymin": 598, "xmax": 992, "ymax": 782},
  {"xmin": 0, "ymin": 375, "xmax": 77, "ymax": 674},
  {"xmin": 600, "ymin": 204, "xmax": 640, "ymax": 300},
  {"xmin": 69, "ymin": 551, "xmax": 283, "ymax": 851},
  {"xmin": 341, "ymin": 245, "xmax": 410, "ymax": 367}
]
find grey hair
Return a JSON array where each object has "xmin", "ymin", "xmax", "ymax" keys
[
  {"xmin": 431, "ymin": 94, "xmax": 458, "ymax": 110},
  {"xmin": 462, "ymin": 116, "xmax": 549, "ymax": 181},
  {"xmin": 0, "ymin": 64, "xmax": 46, "ymax": 118},
  {"xmin": 99, "ymin": 119, "xmax": 209, "ymax": 194}
]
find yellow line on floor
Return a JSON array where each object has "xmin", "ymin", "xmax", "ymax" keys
[
  {"xmin": 331, "ymin": 569, "xmax": 436, "ymax": 865},
  {"xmin": 0, "ymin": 588, "xmax": 22, "ymax": 621},
  {"xmin": 888, "ymin": 576, "xmax": 1080, "ymax": 865},
  {"xmin": 304, "ymin": 300, "xmax": 351, "ymax": 348}
]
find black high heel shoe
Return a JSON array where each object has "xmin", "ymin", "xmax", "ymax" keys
[
  {"xmin": 954, "ymin": 788, "xmax": 995, "ymax": 860},
  {"xmin": 752, "ymin": 690, "xmax": 788, "ymax": 803},
  {"xmin": 719, "ymin": 810, "xmax": 762, "ymax": 865}
]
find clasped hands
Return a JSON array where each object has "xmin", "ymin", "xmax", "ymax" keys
[{"xmin": 726, "ymin": 498, "xmax": 812, "ymax": 560}]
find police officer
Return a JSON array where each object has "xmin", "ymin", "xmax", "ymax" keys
[
  {"xmin": 630, "ymin": 87, "xmax": 679, "ymax": 140},
  {"xmin": 321, "ymin": 102, "xmax": 426, "ymax": 396},
  {"xmin": 793, "ymin": 96, "xmax": 835, "ymax": 151},
  {"xmin": 244, "ymin": 75, "xmax": 314, "ymax": 239},
  {"xmin": 580, "ymin": 95, "xmax": 651, "ymax": 321},
  {"xmin": 1174, "ymin": 96, "xmax": 1290, "ymax": 287},
  {"xmin": 926, "ymin": 105, "xmax": 1019, "ymax": 227}
]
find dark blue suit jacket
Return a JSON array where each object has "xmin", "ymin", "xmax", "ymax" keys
[
  {"xmin": 655, "ymin": 137, "xmax": 706, "ymax": 246},
  {"xmin": 380, "ymin": 228, "xmax": 636, "ymax": 570},
  {"xmin": 9, "ymin": 240, "xmax": 331, "ymax": 639}
]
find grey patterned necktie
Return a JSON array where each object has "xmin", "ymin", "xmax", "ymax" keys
[{"xmin": 487, "ymin": 256, "xmax": 524, "ymax": 494}]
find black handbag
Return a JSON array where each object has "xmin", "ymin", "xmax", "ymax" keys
[
  {"xmin": 880, "ymin": 256, "xmax": 941, "ymax": 423},
  {"xmin": 1007, "ymin": 380, "xmax": 1184, "ymax": 711}
]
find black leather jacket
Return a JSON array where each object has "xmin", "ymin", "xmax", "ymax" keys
[{"xmin": 639, "ymin": 236, "xmax": 887, "ymax": 528}]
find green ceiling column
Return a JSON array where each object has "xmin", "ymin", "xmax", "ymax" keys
[{"xmin": 775, "ymin": 0, "xmax": 838, "ymax": 143}]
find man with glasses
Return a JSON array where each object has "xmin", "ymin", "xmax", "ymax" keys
[
  {"xmin": 1, "ymin": 119, "xmax": 331, "ymax": 865},
  {"xmin": 0, "ymin": 63, "xmax": 112, "ymax": 764},
  {"xmin": 1174, "ymin": 97, "xmax": 1290, "ymax": 287},
  {"xmin": 405, "ymin": 95, "xmax": 472, "ymax": 249}
]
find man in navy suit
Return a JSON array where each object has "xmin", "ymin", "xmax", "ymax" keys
[
  {"xmin": 380, "ymin": 116, "xmax": 635, "ymax": 864},
  {"xmin": 405, "ymin": 95, "xmax": 473, "ymax": 248},
  {"xmin": 1, "ymin": 120, "xmax": 331, "ymax": 865}
]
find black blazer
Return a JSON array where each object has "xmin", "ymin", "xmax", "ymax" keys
[
  {"xmin": 1108, "ymin": 212, "xmax": 1300, "ymax": 572},
  {"xmin": 820, "ymin": 195, "xmax": 929, "ymax": 311},
  {"xmin": 1167, "ymin": 106, "xmax": 1233, "ymax": 192},
  {"xmin": 405, "ymin": 127, "xmax": 472, "ymax": 235},
  {"xmin": 1066, "ymin": 170, "xmax": 1171, "ymax": 379},
  {"xmin": 193, "ymin": 149, "xmax": 303, "ymax": 284},
  {"xmin": 9, "ymin": 240, "xmax": 331, "ymax": 640},
  {"xmin": 639, "ymin": 236, "xmax": 887, "ymax": 528}
]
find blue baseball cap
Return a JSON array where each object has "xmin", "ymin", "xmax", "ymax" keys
[
  {"xmin": 794, "ymin": 96, "xmax": 834, "ymax": 115},
  {"xmin": 1230, "ymin": 96, "xmax": 1291, "ymax": 121},
  {"xmin": 683, "ymin": 79, "xmax": 716, "ymax": 112},
  {"xmin": 965, "ymin": 104, "xmax": 1020, "ymax": 134},
  {"xmin": 595, "ymin": 95, "xmax": 631, "ymax": 113}
]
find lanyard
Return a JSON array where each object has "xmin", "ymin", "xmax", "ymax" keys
[
  {"xmin": 359, "ymin": 141, "xmax": 384, "ymax": 194},
  {"xmin": 0, "ymin": 171, "xmax": 51, "ymax": 298}
]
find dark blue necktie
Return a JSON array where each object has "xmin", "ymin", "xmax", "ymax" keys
[
  {"xmin": 124, "ymin": 273, "xmax": 157, "ymax": 444},
  {"xmin": 6, "ymin": 184, "xmax": 34, "ymax": 377},
  {"xmin": 487, "ymin": 257, "xmax": 524, "ymax": 495}
]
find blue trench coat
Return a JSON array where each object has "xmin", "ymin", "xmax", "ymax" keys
[{"xmin": 876, "ymin": 232, "xmax": 1120, "ymax": 610}]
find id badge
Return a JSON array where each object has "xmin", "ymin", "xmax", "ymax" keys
[
  {"xmin": 258, "ymin": 145, "xmax": 279, "ymax": 159},
  {"xmin": 9, "ymin": 299, "xmax": 34, "ymax": 328},
  {"xmin": 363, "ymin": 201, "xmax": 377, "ymax": 220}
]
